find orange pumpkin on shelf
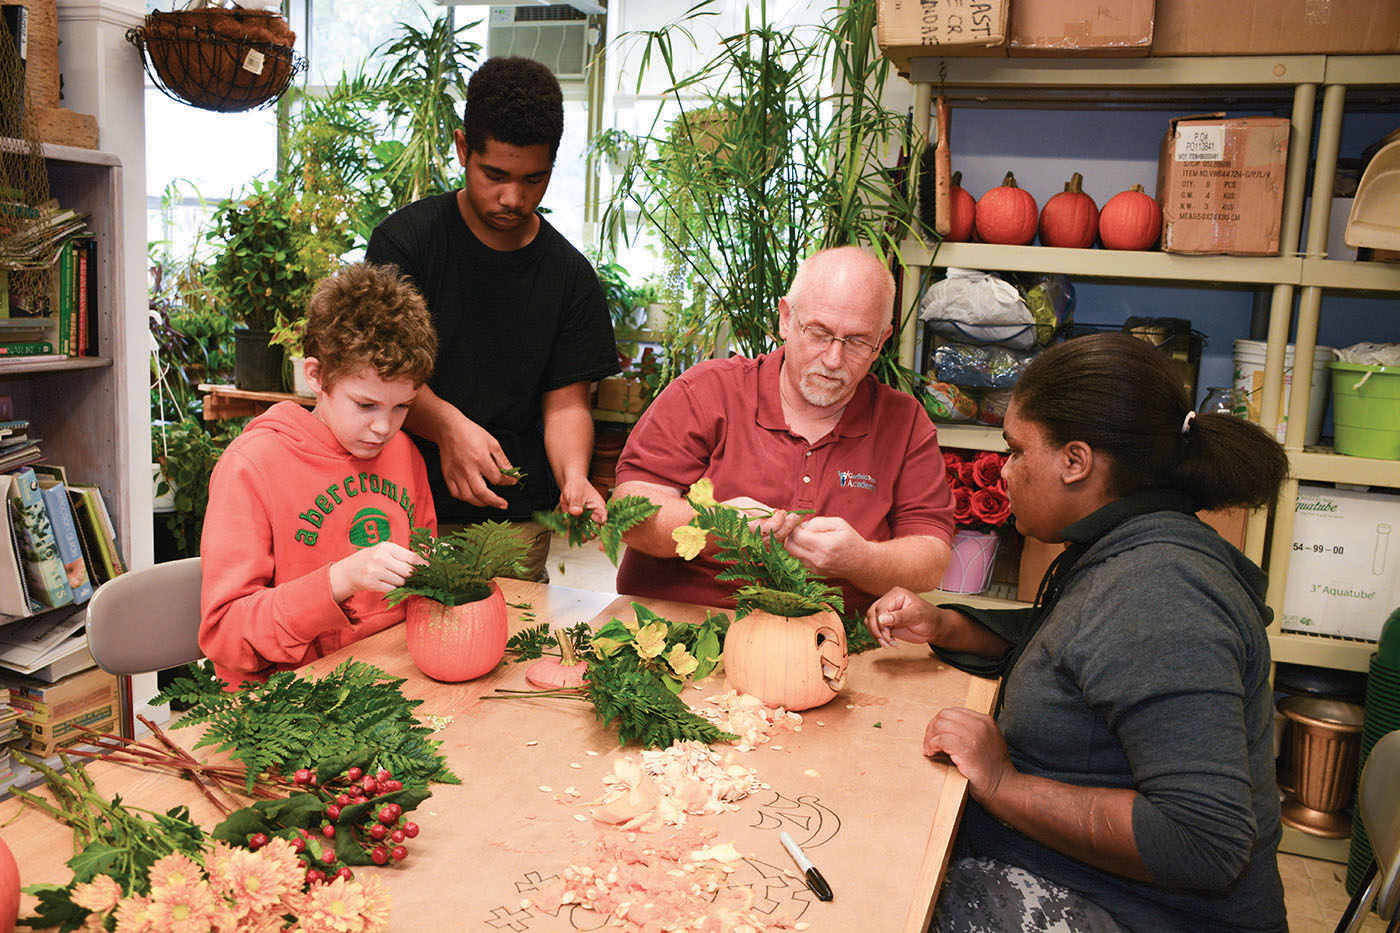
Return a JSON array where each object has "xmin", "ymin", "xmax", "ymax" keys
[
  {"xmin": 722, "ymin": 608, "xmax": 849, "ymax": 711},
  {"xmin": 944, "ymin": 171, "xmax": 977, "ymax": 243},
  {"xmin": 404, "ymin": 582, "xmax": 508, "ymax": 683},
  {"xmin": 1038, "ymin": 172, "xmax": 1100, "ymax": 249},
  {"xmin": 1099, "ymin": 184, "xmax": 1163, "ymax": 251},
  {"xmin": 975, "ymin": 171, "xmax": 1038, "ymax": 245}
]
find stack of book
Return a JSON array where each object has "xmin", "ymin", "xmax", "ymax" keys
[{"xmin": 0, "ymin": 664, "xmax": 118, "ymax": 758}]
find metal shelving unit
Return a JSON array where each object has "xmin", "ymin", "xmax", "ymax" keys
[{"xmin": 902, "ymin": 52, "xmax": 1400, "ymax": 863}]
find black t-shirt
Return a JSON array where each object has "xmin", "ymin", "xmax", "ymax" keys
[{"xmin": 366, "ymin": 192, "xmax": 618, "ymax": 523}]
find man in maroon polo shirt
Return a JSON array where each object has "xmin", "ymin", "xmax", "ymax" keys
[{"xmin": 613, "ymin": 246, "xmax": 956, "ymax": 616}]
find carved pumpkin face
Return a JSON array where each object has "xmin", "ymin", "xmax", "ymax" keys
[
  {"xmin": 405, "ymin": 581, "xmax": 508, "ymax": 682},
  {"xmin": 722, "ymin": 608, "xmax": 848, "ymax": 711}
]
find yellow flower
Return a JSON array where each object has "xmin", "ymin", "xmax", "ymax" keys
[
  {"xmin": 666, "ymin": 644, "xmax": 698, "ymax": 679},
  {"xmin": 634, "ymin": 621, "xmax": 668, "ymax": 659},
  {"xmin": 590, "ymin": 635, "xmax": 624, "ymax": 657},
  {"xmin": 72, "ymin": 875, "xmax": 122, "ymax": 914},
  {"xmin": 687, "ymin": 478, "xmax": 718, "ymax": 508},
  {"xmin": 672, "ymin": 524, "xmax": 708, "ymax": 560}
]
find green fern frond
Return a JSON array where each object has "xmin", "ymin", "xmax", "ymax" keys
[
  {"xmin": 533, "ymin": 494, "xmax": 660, "ymax": 565},
  {"xmin": 387, "ymin": 521, "xmax": 530, "ymax": 606}
]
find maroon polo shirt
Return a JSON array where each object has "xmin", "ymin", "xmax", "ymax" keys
[{"xmin": 614, "ymin": 349, "xmax": 955, "ymax": 615}]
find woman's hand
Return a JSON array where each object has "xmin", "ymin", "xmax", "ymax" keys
[
  {"xmin": 924, "ymin": 706, "xmax": 1017, "ymax": 806},
  {"xmin": 866, "ymin": 586, "xmax": 940, "ymax": 647},
  {"xmin": 329, "ymin": 542, "xmax": 425, "ymax": 603}
]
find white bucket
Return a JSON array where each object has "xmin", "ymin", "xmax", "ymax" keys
[{"xmin": 1232, "ymin": 339, "xmax": 1334, "ymax": 446}]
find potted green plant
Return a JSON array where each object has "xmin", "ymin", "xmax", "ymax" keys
[
  {"xmin": 386, "ymin": 523, "xmax": 530, "ymax": 683},
  {"xmin": 673, "ymin": 479, "xmax": 848, "ymax": 711},
  {"xmin": 269, "ymin": 315, "xmax": 310, "ymax": 397}
]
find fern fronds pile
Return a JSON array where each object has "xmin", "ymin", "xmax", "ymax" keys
[
  {"xmin": 387, "ymin": 521, "xmax": 529, "ymax": 606},
  {"xmin": 154, "ymin": 660, "xmax": 459, "ymax": 790}
]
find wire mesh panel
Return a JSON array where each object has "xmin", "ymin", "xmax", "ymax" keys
[{"xmin": 127, "ymin": 9, "xmax": 303, "ymax": 113}]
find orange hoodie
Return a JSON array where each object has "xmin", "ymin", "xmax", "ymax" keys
[{"xmin": 199, "ymin": 402, "xmax": 436, "ymax": 686}]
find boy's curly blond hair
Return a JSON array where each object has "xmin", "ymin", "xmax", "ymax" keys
[{"xmin": 302, "ymin": 263, "xmax": 437, "ymax": 390}]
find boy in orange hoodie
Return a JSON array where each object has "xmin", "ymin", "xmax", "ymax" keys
[{"xmin": 199, "ymin": 263, "xmax": 438, "ymax": 686}]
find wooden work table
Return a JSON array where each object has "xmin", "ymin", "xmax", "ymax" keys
[{"xmin": 1, "ymin": 580, "xmax": 998, "ymax": 932}]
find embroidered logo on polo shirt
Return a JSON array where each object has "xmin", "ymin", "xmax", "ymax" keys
[{"xmin": 838, "ymin": 470, "xmax": 875, "ymax": 491}]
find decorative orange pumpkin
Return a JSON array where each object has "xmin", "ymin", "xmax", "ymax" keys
[
  {"xmin": 946, "ymin": 171, "xmax": 976, "ymax": 243},
  {"xmin": 0, "ymin": 836, "xmax": 17, "ymax": 933},
  {"xmin": 1099, "ymin": 184, "xmax": 1162, "ymax": 251},
  {"xmin": 974, "ymin": 171, "xmax": 1038, "ymax": 245},
  {"xmin": 722, "ymin": 608, "xmax": 848, "ymax": 711},
  {"xmin": 1038, "ymin": 172, "xmax": 1099, "ymax": 249},
  {"xmin": 405, "ymin": 581, "xmax": 508, "ymax": 682}
]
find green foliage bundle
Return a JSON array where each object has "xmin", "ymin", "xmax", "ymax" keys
[
  {"xmin": 497, "ymin": 604, "xmax": 734, "ymax": 749},
  {"xmin": 534, "ymin": 494, "xmax": 661, "ymax": 566},
  {"xmin": 386, "ymin": 522, "xmax": 530, "ymax": 607},
  {"xmin": 676, "ymin": 479, "xmax": 843, "ymax": 618},
  {"xmin": 13, "ymin": 752, "xmax": 206, "ymax": 931},
  {"xmin": 154, "ymin": 659, "xmax": 459, "ymax": 789}
]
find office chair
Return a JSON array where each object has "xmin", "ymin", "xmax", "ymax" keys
[
  {"xmin": 85, "ymin": 557, "xmax": 204, "ymax": 675},
  {"xmin": 1337, "ymin": 728, "xmax": 1400, "ymax": 933}
]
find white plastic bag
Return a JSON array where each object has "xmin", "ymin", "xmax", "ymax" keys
[{"xmin": 918, "ymin": 268, "xmax": 1035, "ymax": 349}]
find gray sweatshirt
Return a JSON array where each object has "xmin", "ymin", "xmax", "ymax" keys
[{"xmin": 949, "ymin": 491, "xmax": 1287, "ymax": 933}]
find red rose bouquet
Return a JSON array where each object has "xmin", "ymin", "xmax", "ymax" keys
[{"xmin": 942, "ymin": 449, "xmax": 1012, "ymax": 532}]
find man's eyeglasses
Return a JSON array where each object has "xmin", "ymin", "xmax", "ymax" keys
[{"xmin": 791, "ymin": 313, "xmax": 882, "ymax": 360}]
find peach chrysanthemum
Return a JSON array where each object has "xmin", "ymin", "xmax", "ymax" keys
[
  {"xmin": 111, "ymin": 893, "xmax": 153, "ymax": 932},
  {"xmin": 217, "ymin": 842, "xmax": 297, "ymax": 917},
  {"xmin": 354, "ymin": 873, "xmax": 391, "ymax": 933},
  {"xmin": 71, "ymin": 874, "xmax": 123, "ymax": 914},
  {"xmin": 299, "ymin": 876, "xmax": 375, "ymax": 933},
  {"xmin": 147, "ymin": 850, "xmax": 203, "ymax": 896},
  {"xmin": 145, "ymin": 877, "xmax": 218, "ymax": 933}
]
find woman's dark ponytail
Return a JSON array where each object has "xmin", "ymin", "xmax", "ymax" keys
[{"xmin": 1013, "ymin": 333, "xmax": 1288, "ymax": 510}]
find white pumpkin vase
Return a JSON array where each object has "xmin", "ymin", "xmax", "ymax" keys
[
  {"xmin": 722, "ymin": 607, "xmax": 849, "ymax": 711},
  {"xmin": 404, "ymin": 581, "xmax": 508, "ymax": 682}
]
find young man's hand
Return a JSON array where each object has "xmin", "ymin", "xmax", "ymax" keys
[
  {"xmin": 329, "ymin": 542, "xmax": 425, "ymax": 603},
  {"xmin": 439, "ymin": 415, "xmax": 516, "ymax": 509}
]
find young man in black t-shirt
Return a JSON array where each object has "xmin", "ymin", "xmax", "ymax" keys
[{"xmin": 366, "ymin": 57, "xmax": 618, "ymax": 579}]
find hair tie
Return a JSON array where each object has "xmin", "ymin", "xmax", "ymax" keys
[{"xmin": 1181, "ymin": 410, "xmax": 1197, "ymax": 435}]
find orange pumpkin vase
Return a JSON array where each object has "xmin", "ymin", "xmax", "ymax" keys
[
  {"xmin": 0, "ymin": 835, "xmax": 17, "ymax": 933},
  {"xmin": 1099, "ymin": 184, "xmax": 1163, "ymax": 251},
  {"xmin": 1038, "ymin": 172, "xmax": 1100, "ymax": 249},
  {"xmin": 722, "ymin": 608, "xmax": 849, "ymax": 711},
  {"xmin": 405, "ymin": 581, "xmax": 508, "ymax": 683},
  {"xmin": 975, "ymin": 171, "xmax": 1038, "ymax": 245}
]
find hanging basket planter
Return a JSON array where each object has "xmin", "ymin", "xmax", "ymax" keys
[{"xmin": 126, "ymin": 8, "xmax": 303, "ymax": 113}]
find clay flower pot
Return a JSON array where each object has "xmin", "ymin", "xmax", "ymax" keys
[
  {"xmin": 404, "ymin": 581, "xmax": 508, "ymax": 682},
  {"xmin": 722, "ymin": 607, "xmax": 848, "ymax": 711}
]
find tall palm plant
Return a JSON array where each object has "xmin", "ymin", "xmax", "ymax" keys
[{"xmin": 598, "ymin": 0, "xmax": 916, "ymax": 388}]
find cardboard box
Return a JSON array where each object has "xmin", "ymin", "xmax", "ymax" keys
[
  {"xmin": 593, "ymin": 376, "xmax": 648, "ymax": 414},
  {"xmin": 1281, "ymin": 485, "xmax": 1400, "ymax": 642},
  {"xmin": 1008, "ymin": 0, "xmax": 1153, "ymax": 57},
  {"xmin": 877, "ymin": 0, "xmax": 1008, "ymax": 72},
  {"xmin": 1152, "ymin": 0, "xmax": 1400, "ymax": 55},
  {"xmin": 1158, "ymin": 113, "xmax": 1289, "ymax": 256}
]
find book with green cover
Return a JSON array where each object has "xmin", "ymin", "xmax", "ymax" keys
[
  {"xmin": 7, "ymin": 467, "xmax": 73, "ymax": 609},
  {"xmin": 5, "ymin": 465, "xmax": 72, "ymax": 610}
]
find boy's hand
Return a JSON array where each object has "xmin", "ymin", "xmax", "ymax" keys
[
  {"xmin": 329, "ymin": 542, "xmax": 425, "ymax": 603},
  {"xmin": 440, "ymin": 415, "xmax": 515, "ymax": 509}
]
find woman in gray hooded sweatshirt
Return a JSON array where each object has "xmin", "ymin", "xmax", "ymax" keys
[{"xmin": 869, "ymin": 332, "xmax": 1289, "ymax": 933}]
